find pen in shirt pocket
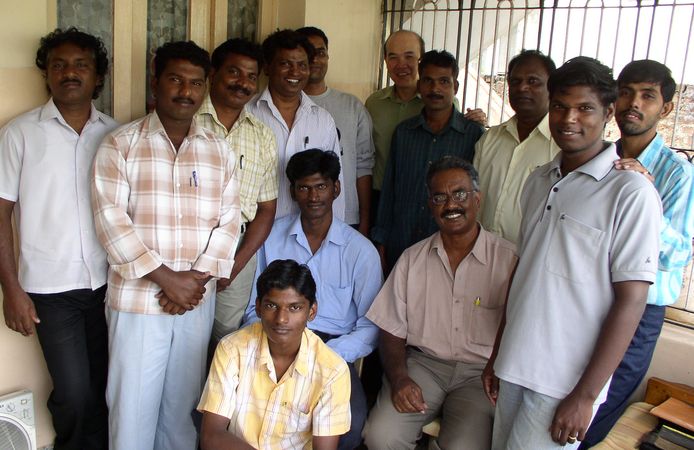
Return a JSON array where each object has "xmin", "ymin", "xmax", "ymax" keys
[
  {"xmin": 474, "ymin": 296, "xmax": 481, "ymax": 306},
  {"xmin": 191, "ymin": 170, "xmax": 198, "ymax": 187}
]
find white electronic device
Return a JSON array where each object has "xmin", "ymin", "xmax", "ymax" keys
[{"xmin": 0, "ymin": 389, "xmax": 36, "ymax": 450}]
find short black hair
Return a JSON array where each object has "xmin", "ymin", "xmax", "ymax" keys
[
  {"xmin": 618, "ymin": 59, "xmax": 676, "ymax": 103},
  {"xmin": 419, "ymin": 50, "xmax": 459, "ymax": 78},
  {"xmin": 548, "ymin": 56, "xmax": 617, "ymax": 107},
  {"xmin": 507, "ymin": 49, "xmax": 556, "ymax": 77},
  {"xmin": 384, "ymin": 30, "xmax": 425, "ymax": 59},
  {"xmin": 35, "ymin": 27, "xmax": 109, "ymax": 99},
  {"xmin": 426, "ymin": 156, "xmax": 480, "ymax": 191},
  {"xmin": 262, "ymin": 29, "xmax": 315, "ymax": 65},
  {"xmin": 296, "ymin": 26, "xmax": 329, "ymax": 48},
  {"xmin": 286, "ymin": 149, "xmax": 341, "ymax": 184},
  {"xmin": 211, "ymin": 38, "xmax": 263, "ymax": 72},
  {"xmin": 256, "ymin": 259, "xmax": 317, "ymax": 306},
  {"xmin": 153, "ymin": 41, "xmax": 211, "ymax": 79}
]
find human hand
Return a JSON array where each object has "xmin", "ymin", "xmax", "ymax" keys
[
  {"xmin": 158, "ymin": 292, "xmax": 188, "ymax": 315},
  {"xmin": 613, "ymin": 158, "xmax": 654, "ymax": 182},
  {"xmin": 481, "ymin": 360, "xmax": 499, "ymax": 406},
  {"xmin": 155, "ymin": 269, "xmax": 209, "ymax": 311},
  {"xmin": 549, "ymin": 391, "xmax": 594, "ymax": 446},
  {"xmin": 2, "ymin": 287, "xmax": 40, "ymax": 336},
  {"xmin": 216, "ymin": 277, "xmax": 232, "ymax": 292},
  {"xmin": 391, "ymin": 376, "xmax": 428, "ymax": 414},
  {"xmin": 465, "ymin": 108, "xmax": 488, "ymax": 127}
]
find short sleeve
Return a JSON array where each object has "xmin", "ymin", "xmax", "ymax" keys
[
  {"xmin": 311, "ymin": 360, "xmax": 351, "ymax": 437},
  {"xmin": 0, "ymin": 123, "xmax": 23, "ymax": 202},
  {"xmin": 197, "ymin": 338, "xmax": 240, "ymax": 419}
]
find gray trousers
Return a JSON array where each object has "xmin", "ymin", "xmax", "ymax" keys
[
  {"xmin": 211, "ymin": 251, "xmax": 257, "ymax": 343},
  {"xmin": 363, "ymin": 349, "xmax": 493, "ymax": 450}
]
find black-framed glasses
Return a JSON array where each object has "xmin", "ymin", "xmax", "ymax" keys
[{"xmin": 429, "ymin": 190, "xmax": 476, "ymax": 205}]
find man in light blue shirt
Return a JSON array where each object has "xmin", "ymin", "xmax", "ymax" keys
[
  {"xmin": 242, "ymin": 149, "xmax": 382, "ymax": 450},
  {"xmin": 580, "ymin": 59, "xmax": 694, "ymax": 448}
]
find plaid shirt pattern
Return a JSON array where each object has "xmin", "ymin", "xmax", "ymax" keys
[
  {"xmin": 198, "ymin": 322, "xmax": 351, "ymax": 449},
  {"xmin": 92, "ymin": 112, "xmax": 241, "ymax": 314},
  {"xmin": 196, "ymin": 97, "xmax": 278, "ymax": 223}
]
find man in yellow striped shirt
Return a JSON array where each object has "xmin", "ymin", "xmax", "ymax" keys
[{"xmin": 198, "ymin": 259, "xmax": 351, "ymax": 450}]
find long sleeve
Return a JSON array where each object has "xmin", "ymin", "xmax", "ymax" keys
[
  {"xmin": 657, "ymin": 163, "xmax": 694, "ymax": 272},
  {"xmin": 371, "ymin": 135, "xmax": 398, "ymax": 245},
  {"xmin": 355, "ymin": 106, "xmax": 375, "ymax": 178}
]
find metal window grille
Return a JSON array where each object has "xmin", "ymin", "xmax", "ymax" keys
[{"xmin": 380, "ymin": 0, "xmax": 694, "ymax": 150}]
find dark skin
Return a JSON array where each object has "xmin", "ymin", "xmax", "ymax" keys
[
  {"xmin": 265, "ymin": 47, "xmax": 310, "ymax": 130},
  {"xmin": 1, "ymin": 43, "xmax": 101, "ymax": 336},
  {"xmin": 382, "ymin": 168, "xmax": 482, "ymax": 413},
  {"xmin": 290, "ymin": 173, "xmax": 341, "ymax": 254}
]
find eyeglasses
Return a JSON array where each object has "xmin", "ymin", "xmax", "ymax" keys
[{"xmin": 429, "ymin": 190, "xmax": 476, "ymax": 205}]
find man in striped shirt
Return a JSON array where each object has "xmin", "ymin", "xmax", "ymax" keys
[
  {"xmin": 580, "ymin": 59, "xmax": 694, "ymax": 448},
  {"xmin": 92, "ymin": 41, "xmax": 241, "ymax": 450}
]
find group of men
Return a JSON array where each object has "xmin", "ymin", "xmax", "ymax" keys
[{"xmin": 0, "ymin": 22, "xmax": 691, "ymax": 450}]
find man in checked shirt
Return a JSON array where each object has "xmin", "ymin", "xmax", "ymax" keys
[{"xmin": 92, "ymin": 41, "xmax": 241, "ymax": 450}]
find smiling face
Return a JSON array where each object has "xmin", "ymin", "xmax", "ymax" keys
[
  {"xmin": 265, "ymin": 47, "xmax": 310, "ymax": 98},
  {"xmin": 385, "ymin": 31, "xmax": 422, "ymax": 90},
  {"xmin": 508, "ymin": 57, "xmax": 551, "ymax": 119},
  {"xmin": 291, "ymin": 173, "xmax": 340, "ymax": 222},
  {"xmin": 428, "ymin": 168, "xmax": 481, "ymax": 237},
  {"xmin": 209, "ymin": 52, "xmax": 259, "ymax": 112},
  {"xmin": 152, "ymin": 58, "xmax": 206, "ymax": 124},
  {"xmin": 306, "ymin": 34, "xmax": 329, "ymax": 84},
  {"xmin": 419, "ymin": 64, "xmax": 458, "ymax": 113},
  {"xmin": 45, "ymin": 42, "xmax": 102, "ymax": 109},
  {"xmin": 615, "ymin": 81, "xmax": 673, "ymax": 138},
  {"xmin": 549, "ymin": 85, "xmax": 614, "ymax": 160},
  {"xmin": 256, "ymin": 287, "xmax": 317, "ymax": 350}
]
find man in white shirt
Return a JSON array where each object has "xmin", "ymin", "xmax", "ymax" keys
[
  {"xmin": 297, "ymin": 26, "xmax": 375, "ymax": 235},
  {"xmin": 0, "ymin": 28, "xmax": 117, "ymax": 450},
  {"xmin": 473, "ymin": 50, "xmax": 560, "ymax": 244},
  {"xmin": 246, "ymin": 29, "xmax": 345, "ymax": 220}
]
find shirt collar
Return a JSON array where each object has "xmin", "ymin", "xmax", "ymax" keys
[
  {"xmin": 197, "ymin": 94, "xmax": 257, "ymax": 133},
  {"xmin": 288, "ymin": 213, "xmax": 346, "ymax": 249},
  {"xmin": 542, "ymin": 143, "xmax": 618, "ymax": 181},
  {"xmin": 144, "ymin": 110, "xmax": 209, "ymax": 141},
  {"xmin": 259, "ymin": 325, "xmax": 309, "ymax": 379},
  {"xmin": 256, "ymin": 87, "xmax": 319, "ymax": 113},
  {"xmin": 429, "ymin": 225, "xmax": 489, "ymax": 266},
  {"xmin": 409, "ymin": 108, "xmax": 469, "ymax": 134},
  {"xmin": 373, "ymin": 85, "xmax": 422, "ymax": 103},
  {"xmin": 502, "ymin": 114, "xmax": 552, "ymax": 142},
  {"xmin": 40, "ymin": 98, "xmax": 109, "ymax": 127},
  {"xmin": 616, "ymin": 133, "xmax": 664, "ymax": 171}
]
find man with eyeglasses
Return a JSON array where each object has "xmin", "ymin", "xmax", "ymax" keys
[{"xmin": 364, "ymin": 156, "xmax": 517, "ymax": 450}]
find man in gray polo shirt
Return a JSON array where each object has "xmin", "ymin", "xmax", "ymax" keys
[{"xmin": 482, "ymin": 57, "xmax": 661, "ymax": 450}]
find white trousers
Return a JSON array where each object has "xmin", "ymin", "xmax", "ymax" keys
[{"xmin": 106, "ymin": 286, "xmax": 215, "ymax": 450}]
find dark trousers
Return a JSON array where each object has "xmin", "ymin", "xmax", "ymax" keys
[
  {"xmin": 313, "ymin": 330, "xmax": 368, "ymax": 450},
  {"xmin": 30, "ymin": 286, "xmax": 109, "ymax": 450},
  {"xmin": 579, "ymin": 304, "xmax": 666, "ymax": 448}
]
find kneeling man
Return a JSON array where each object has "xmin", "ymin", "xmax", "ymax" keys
[
  {"xmin": 364, "ymin": 157, "xmax": 518, "ymax": 450},
  {"xmin": 199, "ymin": 259, "xmax": 351, "ymax": 450}
]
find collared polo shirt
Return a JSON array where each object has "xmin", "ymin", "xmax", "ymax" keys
[
  {"xmin": 366, "ymin": 229, "xmax": 517, "ymax": 364},
  {"xmin": 247, "ymin": 88, "xmax": 345, "ymax": 220},
  {"xmin": 365, "ymin": 85, "xmax": 423, "ymax": 190},
  {"xmin": 198, "ymin": 322, "xmax": 351, "ymax": 449},
  {"xmin": 372, "ymin": 108, "xmax": 484, "ymax": 269},
  {"xmin": 92, "ymin": 112, "xmax": 241, "ymax": 314},
  {"xmin": 473, "ymin": 115, "xmax": 560, "ymax": 244},
  {"xmin": 617, "ymin": 134, "xmax": 694, "ymax": 306},
  {"xmin": 0, "ymin": 98, "xmax": 118, "ymax": 293},
  {"xmin": 494, "ymin": 144, "xmax": 661, "ymax": 401},
  {"xmin": 196, "ymin": 95, "xmax": 278, "ymax": 224},
  {"xmin": 309, "ymin": 88, "xmax": 375, "ymax": 224},
  {"xmin": 243, "ymin": 214, "xmax": 382, "ymax": 362}
]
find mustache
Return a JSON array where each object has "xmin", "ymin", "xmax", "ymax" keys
[
  {"xmin": 60, "ymin": 78, "xmax": 81, "ymax": 86},
  {"xmin": 622, "ymin": 108, "xmax": 643, "ymax": 120},
  {"xmin": 173, "ymin": 96, "xmax": 194, "ymax": 104},
  {"xmin": 441, "ymin": 208, "xmax": 465, "ymax": 218},
  {"xmin": 229, "ymin": 84, "xmax": 252, "ymax": 96},
  {"xmin": 426, "ymin": 93, "xmax": 444, "ymax": 100}
]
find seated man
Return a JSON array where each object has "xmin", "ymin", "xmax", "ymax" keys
[
  {"xmin": 242, "ymin": 149, "xmax": 382, "ymax": 450},
  {"xmin": 199, "ymin": 259, "xmax": 351, "ymax": 450},
  {"xmin": 363, "ymin": 157, "xmax": 518, "ymax": 450}
]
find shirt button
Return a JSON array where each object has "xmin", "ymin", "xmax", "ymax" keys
[
  {"xmin": 454, "ymin": 327, "xmax": 459, "ymax": 332},
  {"xmin": 178, "ymin": 214, "xmax": 183, "ymax": 219},
  {"xmin": 178, "ymin": 243, "xmax": 184, "ymax": 248},
  {"xmin": 176, "ymin": 183, "xmax": 181, "ymax": 188},
  {"xmin": 433, "ymin": 138, "xmax": 437, "ymax": 143},
  {"xmin": 553, "ymin": 187, "xmax": 559, "ymax": 192},
  {"xmin": 546, "ymin": 205, "xmax": 552, "ymax": 210}
]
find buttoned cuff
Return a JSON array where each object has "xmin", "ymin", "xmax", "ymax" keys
[
  {"xmin": 193, "ymin": 254, "xmax": 234, "ymax": 279},
  {"xmin": 112, "ymin": 251, "xmax": 162, "ymax": 281}
]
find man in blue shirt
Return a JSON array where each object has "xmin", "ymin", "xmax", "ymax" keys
[
  {"xmin": 372, "ymin": 50, "xmax": 485, "ymax": 271},
  {"xmin": 580, "ymin": 60, "xmax": 694, "ymax": 448},
  {"xmin": 242, "ymin": 149, "xmax": 382, "ymax": 450}
]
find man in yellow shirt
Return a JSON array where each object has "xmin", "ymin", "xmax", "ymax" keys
[{"xmin": 198, "ymin": 259, "xmax": 351, "ymax": 450}]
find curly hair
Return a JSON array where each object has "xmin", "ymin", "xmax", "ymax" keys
[
  {"xmin": 153, "ymin": 41, "xmax": 211, "ymax": 79},
  {"xmin": 35, "ymin": 27, "xmax": 109, "ymax": 99}
]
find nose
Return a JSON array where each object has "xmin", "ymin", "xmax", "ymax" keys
[
  {"xmin": 276, "ymin": 308, "xmax": 289, "ymax": 324},
  {"xmin": 308, "ymin": 187, "xmax": 320, "ymax": 201},
  {"xmin": 179, "ymin": 80, "xmax": 192, "ymax": 97}
]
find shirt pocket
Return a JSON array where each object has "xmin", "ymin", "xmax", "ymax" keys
[
  {"xmin": 470, "ymin": 304, "xmax": 504, "ymax": 347},
  {"xmin": 280, "ymin": 402, "xmax": 312, "ymax": 435},
  {"xmin": 318, "ymin": 282, "xmax": 352, "ymax": 321},
  {"xmin": 545, "ymin": 213, "xmax": 605, "ymax": 283}
]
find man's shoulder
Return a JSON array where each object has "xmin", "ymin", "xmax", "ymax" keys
[
  {"xmin": 365, "ymin": 87, "xmax": 390, "ymax": 104},
  {"xmin": 219, "ymin": 321, "xmax": 263, "ymax": 352},
  {"xmin": 109, "ymin": 115, "xmax": 149, "ymax": 139},
  {"xmin": 266, "ymin": 215, "xmax": 296, "ymax": 240},
  {"xmin": 481, "ymin": 227, "xmax": 517, "ymax": 255},
  {"xmin": 653, "ymin": 143, "xmax": 693, "ymax": 179},
  {"xmin": 327, "ymin": 88, "xmax": 363, "ymax": 107},
  {"xmin": 337, "ymin": 220, "xmax": 379, "ymax": 257},
  {"xmin": 397, "ymin": 234, "xmax": 437, "ymax": 265},
  {"xmin": 1, "ymin": 104, "xmax": 45, "ymax": 134},
  {"xmin": 305, "ymin": 329, "xmax": 349, "ymax": 376}
]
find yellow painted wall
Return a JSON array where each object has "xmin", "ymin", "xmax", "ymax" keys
[{"xmin": 0, "ymin": 3, "xmax": 59, "ymax": 448}]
